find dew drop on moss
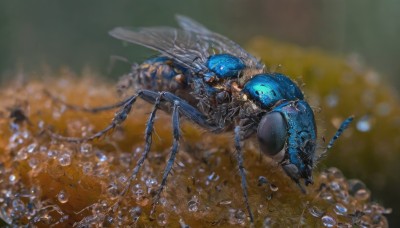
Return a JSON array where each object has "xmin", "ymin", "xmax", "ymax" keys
[
  {"xmin": 321, "ymin": 215, "xmax": 336, "ymax": 227},
  {"xmin": 28, "ymin": 157, "xmax": 39, "ymax": 169},
  {"xmin": 229, "ymin": 209, "xmax": 246, "ymax": 225},
  {"xmin": 95, "ymin": 151, "xmax": 107, "ymax": 162},
  {"xmin": 269, "ymin": 183, "xmax": 279, "ymax": 192},
  {"xmin": 309, "ymin": 206, "xmax": 324, "ymax": 218},
  {"xmin": 129, "ymin": 206, "xmax": 142, "ymax": 221},
  {"xmin": 26, "ymin": 143, "xmax": 37, "ymax": 153},
  {"xmin": 157, "ymin": 212, "xmax": 168, "ymax": 226},
  {"xmin": 12, "ymin": 199, "xmax": 25, "ymax": 212},
  {"xmin": 80, "ymin": 143, "xmax": 93, "ymax": 157},
  {"xmin": 57, "ymin": 190, "xmax": 68, "ymax": 203},
  {"xmin": 329, "ymin": 181, "xmax": 341, "ymax": 191},
  {"xmin": 334, "ymin": 203, "xmax": 348, "ymax": 215},
  {"xmin": 187, "ymin": 195, "xmax": 199, "ymax": 212},
  {"xmin": 16, "ymin": 148, "xmax": 28, "ymax": 160},
  {"xmin": 82, "ymin": 162, "xmax": 93, "ymax": 174},
  {"xmin": 9, "ymin": 174, "xmax": 17, "ymax": 183},
  {"xmin": 263, "ymin": 216, "xmax": 272, "ymax": 227},
  {"xmin": 58, "ymin": 153, "xmax": 71, "ymax": 166},
  {"xmin": 47, "ymin": 149, "xmax": 58, "ymax": 159},
  {"xmin": 355, "ymin": 189, "xmax": 370, "ymax": 201}
]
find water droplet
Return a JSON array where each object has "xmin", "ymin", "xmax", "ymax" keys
[
  {"xmin": 47, "ymin": 149, "xmax": 58, "ymax": 159},
  {"xmin": 321, "ymin": 215, "xmax": 336, "ymax": 227},
  {"xmin": 258, "ymin": 176, "xmax": 268, "ymax": 186},
  {"xmin": 58, "ymin": 153, "xmax": 71, "ymax": 166},
  {"xmin": 229, "ymin": 209, "xmax": 246, "ymax": 225},
  {"xmin": 107, "ymin": 183, "xmax": 119, "ymax": 199},
  {"xmin": 187, "ymin": 195, "xmax": 199, "ymax": 212},
  {"xmin": 80, "ymin": 143, "xmax": 93, "ymax": 157},
  {"xmin": 179, "ymin": 218, "xmax": 189, "ymax": 228},
  {"xmin": 321, "ymin": 192, "xmax": 334, "ymax": 202},
  {"xmin": 40, "ymin": 145, "xmax": 48, "ymax": 153},
  {"xmin": 118, "ymin": 175, "xmax": 127, "ymax": 184},
  {"xmin": 383, "ymin": 208, "xmax": 392, "ymax": 214},
  {"xmin": 96, "ymin": 151, "xmax": 107, "ymax": 162},
  {"xmin": 327, "ymin": 167, "xmax": 344, "ymax": 180},
  {"xmin": 330, "ymin": 181, "xmax": 341, "ymax": 191},
  {"xmin": 28, "ymin": 157, "xmax": 39, "ymax": 169},
  {"xmin": 347, "ymin": 179, "xmax": 366, "ymax": 196},
  {"xmin": 9, "ymin": 174, "xmax": 17, "ymax": 183},
  {"xmin": 129, "ymin": 206, "xmax": 142, "ymax": 221},
  {"xmin": 26, "ymin": 143, "xmax": 37, "ymax": 153},
  {"xmin": 159, "ymin": 197, "xmax": 168, "ymax": 206},
  {"xmin": 334, "ymin": 203, "xmax": 348, "ymax": 215},
  {"xmin": 12, "ymin": 199, "xmax": 25, "ymax": 212},
  {"xmin": 157, "ymin": 213, "xmax": 168, "ymax": 226},
  {"xmin": 355, "ymin": 189, "xmax": 370, "ymax": 201},
  {"xmin": 269, "ymin": 184, "xmax": 279, "ymax": 192},
  {"xmin": 218, "ymin": 200, "xmax": 232, "ymax": 206},
  {"xmin": 145, "ymin": 178, "xmax": 158, "ymax": 189},
  {"xmin": 356, "ymin": 115, "xmax": 371, "ymax": 132},
  {"xmin": 82, "ymin": 162, "xmax": 93, "ymax": 174},
  {"xmin": 57, "ymin": 190, "xmax": 68, "ymax": 203},
  {"xmin": 15, "ymin": 148, "xmax": 28, "ymax": 161},
  {"xmin": 263, "ymin": 217, "xmax": 272, "ymax": 228},
  {"xmin": 309, "ymin": 206, "xmax": 324, "ymax": 218},
  {"xmin": 132, "ymin": 184, "xmax": 145, "ymax": 201}
]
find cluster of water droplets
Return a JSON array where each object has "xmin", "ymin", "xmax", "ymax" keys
[{"xmin": 306, "ymin": 167, "xmax": 390, "ymax": 227}]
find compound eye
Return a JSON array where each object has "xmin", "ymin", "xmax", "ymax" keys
[{"xmin": 257, "ymin": 112, "xmax": 288, "ymax": 156}]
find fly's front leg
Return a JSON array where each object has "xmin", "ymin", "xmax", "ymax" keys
[{"xmin": 234, "ymin": 125, "xmax": 254, "ymax": 224}]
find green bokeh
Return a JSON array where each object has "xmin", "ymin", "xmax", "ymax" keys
[{"xmin": 1, "ymin": 0, "xmax": 399, "ymax": 88}]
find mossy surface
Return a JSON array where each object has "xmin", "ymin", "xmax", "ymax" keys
[{"xmin": 0, "ymin": 37, "xmax": 394, "ymax": 227}]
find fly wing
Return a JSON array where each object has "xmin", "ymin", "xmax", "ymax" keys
[
  {"xmin": 175, "ymin": 15, "xmax": 265, "ymax": 70},
  {"xmin": 109, "ymin": 26, "xmax": 213, "ymax": 74}
]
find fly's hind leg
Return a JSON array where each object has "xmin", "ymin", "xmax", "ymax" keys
[
  {"xmin": 46, "ymin": 93, "xmax": 140, "ymax": 143},
  {"xmin": 44, "ymin": 89, "xmax": 133, "ymax": 113}
]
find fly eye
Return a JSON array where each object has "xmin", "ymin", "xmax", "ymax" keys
[{"xmin": 257, "ymin": 112, "xmax": 288, "ymax": 156}]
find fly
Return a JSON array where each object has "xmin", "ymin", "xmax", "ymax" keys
[{"xmin": 46, "ymin": 15, "xmax": 353, "ymax": 224}]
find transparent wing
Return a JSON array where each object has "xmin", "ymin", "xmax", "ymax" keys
[
  {"xmin": 110, "ymin": 26, "xmax": 215, "ymax": 73},
  {"xmin": 109, "ymin": 16, "xmax": 264, "ymax": 75},
  {"xmin": 175, "ymin": 15, "xmax": 265, "ymax": 70}
]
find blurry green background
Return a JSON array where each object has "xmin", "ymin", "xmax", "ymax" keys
[{"xmin": 1, "ymin": 0, "xmax": 399, "ymax": 225}]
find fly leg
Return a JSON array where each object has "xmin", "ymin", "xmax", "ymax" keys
[
  {"xmin": 46, "ymin": 93, "xmax": 140, "ymax": 143},
  {"xmin": 44, "ymin": 89, "xmax": 130, "ymax": 113},
  {"xmin": 149, "ymin": 99, "xmax": 181, "ymax": 217},
  {"xmin": 109, "ymin": 92, "xmax": 162, "ymax": 212},
  {"xmin": 234, "ymin": 125, "xmax": 254, "ymax": 224}
]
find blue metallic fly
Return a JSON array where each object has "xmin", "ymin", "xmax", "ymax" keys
[{"xmin": 47, "ymin": 15, "xmax": 353, "ymax": 224}]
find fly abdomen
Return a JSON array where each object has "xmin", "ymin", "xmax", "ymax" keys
[{"xmin": 134, "ymin": 56, "xmax": 187, "ymax": 92}]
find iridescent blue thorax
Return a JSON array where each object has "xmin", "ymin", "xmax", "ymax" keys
[{"xmin": 206, "ymin": 53, "xmax": 245, "ymax": 79}]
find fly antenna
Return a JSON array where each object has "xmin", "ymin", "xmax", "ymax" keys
[{"xmin": 316, "ymin": 116, "xmax": 354, "ymax": 163}]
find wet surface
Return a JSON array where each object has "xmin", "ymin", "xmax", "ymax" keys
[{"xmin": 0, "ymin": 75, "xmax": 390, "ymax": 227}]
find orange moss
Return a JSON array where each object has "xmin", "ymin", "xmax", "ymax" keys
[{"xmin": 0, "ymin": 75, "xmax": 389, "ymax": 227}]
